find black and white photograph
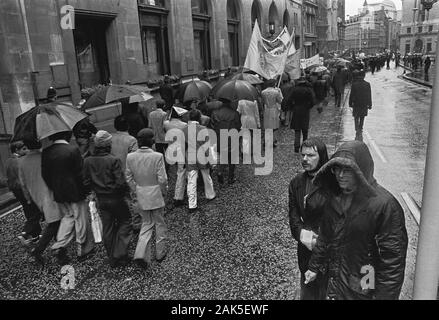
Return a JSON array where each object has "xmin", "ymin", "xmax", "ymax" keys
[{"xmin": 0, "ymin": 0, "xmax": 438, "ymax": 307}]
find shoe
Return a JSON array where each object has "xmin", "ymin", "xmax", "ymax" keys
[
  {"xmin": 18, "ymin": 233, "xmax": 40, "ymax": 247},
  {"xmin": 30, "ymin": 249, "xmax": 45, "ymax": 266},
  {"xmin": 207, "ymin": 196, "xmax": 216, "ymax": 203},
  {"xmin": 156, "ymin": 242, "xmax": 168, "ymax": 262},
  {"xmin": 55, "ymin": 248, "xmax": 70, "ymax": 265},
  {"xmin": 134, "ymin": 259, "xmax": 148, "ymax": 270},
  {"xmin": 173, "ymin": 200, "xmax": 185, "ymax": 207},
  {"xmin": 110, "ymin": 257, "xmax": 130, "ymax": 268},
  {"xmin": 188, "ymin": 207, "xmax": 198, "ymax": 214},
  {"xmin": 78, "ymin": 248, "xmax": 96, "ymax": 262}
]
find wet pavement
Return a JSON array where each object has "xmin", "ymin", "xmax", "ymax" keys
[
  {"xmin": 340, "ymin": 64, "xmax": 431, "ymax": 299},
  {"xmin": 0, "ymin": 102, "xmax": 343, "ymax": 300},
  {"xmin": 405, "ymin": 63, "xmax": 436, "ymax": 87},
  {"xmin": 0, "ymin": 71, "xmax": 424, "ymax": 300}
]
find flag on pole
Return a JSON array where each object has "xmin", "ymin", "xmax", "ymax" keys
[{"xmin": 244, "ymin": 21, "xmax": 295, "ymax": 80}]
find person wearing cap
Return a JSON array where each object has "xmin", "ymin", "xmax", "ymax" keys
[
  {"xmin": 126, "ymin": 128, "xmax": 168, "ymax": 268},
  {"xmin": 349, "ymin": 70, "xmax": 372, "ymax": 142},
  {"xmin": 304, "ymin": 141, "xmax": 408, "ymax": 300},
  {"xmin": 164, "ymin": 107, "xmax": 188, "ymax": 207},
  {"xmin": 47, "ymin": 87, "xmax": 57, "ymax": 103},
  {"xmin": 83, "ymin": 131, "xmax": 132, "ymax": 268}
]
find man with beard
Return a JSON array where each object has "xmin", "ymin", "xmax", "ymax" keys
[
  {"xmin": 289, "ymin": 138, "xmax": 329, "ymax": 300},
  {"xmin": 304, "ymin": 141, "xmax": 408, "ymax": 300}
]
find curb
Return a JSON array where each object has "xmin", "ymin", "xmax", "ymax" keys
[
  {"xmin": 402, "ymin": 74, "xmax": 433, "ymax": 88},
  {"xmin": 401, "ymin": 192, "xmax": 421, "ymax": 226}
]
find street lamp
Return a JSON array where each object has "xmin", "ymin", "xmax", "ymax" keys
[
  {"xmin": 269, "ymin": 22, "xmax": 276, "ymax": 36},
  {"xmin": 337, "ymin": 17, "xmax": 343, "ymax": 53},
  {"xmin": 421, "ymin": 0, "xmax": 438, "ymax": 11}
]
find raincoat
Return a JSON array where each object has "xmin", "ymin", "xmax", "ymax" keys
[{"xmin": 307, "ymin": 141, "xmax": 408, "ymax": 300}]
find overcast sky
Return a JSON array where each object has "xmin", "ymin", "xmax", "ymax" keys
[{"xmin": 345, "ymin": 0, "xmax": 402, "ymax": 18}]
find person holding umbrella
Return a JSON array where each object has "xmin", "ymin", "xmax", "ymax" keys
[
  {"xmin": 211, "ymin": 100, "xmax": 242, "ymax": 185},
  {"xmin": 19, "ymin": 139, "xmax": 63, "ymax": 265}
]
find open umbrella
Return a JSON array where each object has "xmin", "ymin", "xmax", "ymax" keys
[
  {"xmin": 82, "ymin": 84, "xmax": 153, "ymax": 110},
  {"xmin": 334, "ymin": 58, "xmax": 351, "ymax": 67},
  {"xmin": 213, "ymin": 79, "xmax": 259, "ymax": 103},
  {"xmin": 309, "ymin": 65, "xmax": 328, "ymax": 73},
  {"xmin": 177, "ymin": 80, "xmax": 212, "ymax": 103},
  {"xmin": 12, "ymin": 102, "xmax": 88, "ymax": 142},
  {"xmin": 231, "ymin": 73, "xmax": 263, "ymax": 85}
]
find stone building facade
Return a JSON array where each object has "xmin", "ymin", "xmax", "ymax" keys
[
  {"xmin": 399, "ymin": 0, "xmax": 439, "ymax": 55},
  {"xmin": 345, "ymin": 0, "xmax": 399, "ymax": 55},
  {"xmin": 316, "ymin": 0, "xmax": 346, "ymax": 57},
  {"xmin": 0, "ymin": 0, "xmax": 303, "ymax": 178}
]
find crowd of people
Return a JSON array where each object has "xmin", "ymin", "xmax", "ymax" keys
[{"xmin": 2, "ymin": 61, "xmax": 410, "ymax": 299}]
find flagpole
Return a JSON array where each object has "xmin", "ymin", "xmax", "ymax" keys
[
  {"xmin": 276, "ymin": 28, "xmax": 295, "ymax": 88},
  {"xmin": 413, "ymin": 30, "xmax": 439, "ymax": 300}
]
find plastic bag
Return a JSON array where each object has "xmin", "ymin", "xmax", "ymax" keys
[{"xmin": 89, "ymin": 200, "xmax": 103, "ymax": 244}]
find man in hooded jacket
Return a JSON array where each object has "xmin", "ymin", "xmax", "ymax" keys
[
  {"xmin": 304, "ymin": 141, "xmax": 408, "ymax": 300},
  {"xmin": 289, "ymin": 138, "xmax": 329, "ymax": 299}
]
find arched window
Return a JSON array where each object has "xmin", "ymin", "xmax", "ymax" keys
[
  {"xmin": 192, "ymin": 0, "xmax": 211, "ymax": 71},
  {"xmin": 227, "ymin": 0, "xmax": 238, "ymax": 20},
  {"xmin": 191, "ymin": 0, "xmax": 208, "ymax": 15},
  {"xmin": 283, "ymin": 10, "xmax": 290, "ymax": 28},
  {"xmin": 251, "ymin": 0, "xmax": 262, "ymax": 29},
  {"xmin": 268, "ymin": 2, "xmax": 279, "ymax": 35},
  {"xmin": 138, "ymin": 0, "xmax": 170, "ymax": 76},
  {"xmin": 227, "ymin": 0, "xmax": 240, "ymax": 66}
]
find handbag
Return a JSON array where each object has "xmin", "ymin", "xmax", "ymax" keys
[{"xmin": 89, "ymin": 200, "xmax": 103, "ymax": 244}]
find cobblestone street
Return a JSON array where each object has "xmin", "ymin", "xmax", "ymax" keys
[{"xmin": 0, "ymin": 96, "xmax": 344, "ymax": 300}]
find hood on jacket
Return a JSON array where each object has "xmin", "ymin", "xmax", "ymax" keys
[{"xmin": 313, "ymin": 141, "xmax": 377, "ymax": 197}]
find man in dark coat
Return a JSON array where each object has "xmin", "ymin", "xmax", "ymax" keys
[
  {"xmin": 211, "ymin": 100, "xmax": 242, "ymax": 184},
  {"xmin": 349, "ymin": 71, "xmax": 372, "ymax": 141},
  {"xmin": 304, "ymin": 141, "xmax": 408, "ymax": 300},
  {"xmin": 286, "ymin": 78, "xmax": 315, "ymax": 153},
  {"xmin": 42, "ymin": 131, "xmax": 95, "ymax": 264},
  {"xmin": 289, "ymin": 138, "xmax": 329, "ymax": 300},
  {"xmin": 332, "ymin": 66, "xmax": 347, "ymax": 108},
  {"xmin": 159, "ymin": 75, "xmax": 175, "ymax": 109}
]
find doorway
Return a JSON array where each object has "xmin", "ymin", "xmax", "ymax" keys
[{"xmin": 73, "ymin": 16, "xmax": 112, "ymax": 88}]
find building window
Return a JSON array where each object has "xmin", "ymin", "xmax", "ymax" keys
[
  {"xmin": 427, "ymin": 42, "xmax": 432, "ymax": 52},
  {"xmin": 251, "ymin": 1, "xmax": 261, "ymax": 29},
  {"xmin": 138, "ymin": 0, "xmax": 165, "ymax": 6},
  {"xmin": 418, "ymin": 26, "xmax": 423, "ymax": 33},
  {"xmin": 283, "ymin": 10, "xmax": 290, "ymax": 28},
  {"xmin": 191, "ymin": 0, "xmax": 208, "ymax": 14},
  {"xmin": 192, "ymin": 0, "xmax": 211, "ymax": 72},
  {"xmin": 429, "ymin": 25, "xmax": 433, "ymax": 32},
  {"xmin": 227, "ymin": 0, "xmax": 240, "ymax": 66},
  {"xmin": 407, "ymin": 27, "xmax": 411, "ymax": 34},
  {"xmin": 138, "ymin": 4, "xmax": 170, "ymax": 76},
  {"xmin": 405, "ymin": 41, "xmax": 410, "ymax": 53}
]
